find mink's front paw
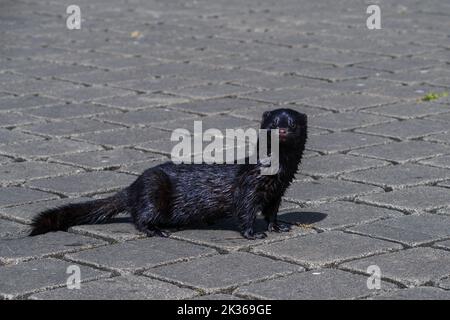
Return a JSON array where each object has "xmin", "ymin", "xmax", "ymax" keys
[
  {"xmin": 268, "ymin": 222, "xmax": 291, "ymax": 233},
  {"xmin": 241, "ymin": 229, "xmax": 267, "ymax": 240}
]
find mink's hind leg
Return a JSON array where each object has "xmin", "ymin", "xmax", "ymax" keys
[
  {"xmin": 262, "ymin": 198, "xmax": 291, "ymax": 233},
  {"xmin": 129, "ymin": 169, "xmax": 172, "ymax": 238}
]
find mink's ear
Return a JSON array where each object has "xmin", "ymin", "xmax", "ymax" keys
[
  {"xmin": 262, "ymin": 111, "xmax": 271, "ymax": 120},
  {"xmin": 297, "ymin": 112, "xmax": 307, "ymax": 125}
]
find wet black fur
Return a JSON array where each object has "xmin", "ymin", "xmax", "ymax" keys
[{"xmin": 30, "ymin": 108, "xmax": 307, "ymax": 239}]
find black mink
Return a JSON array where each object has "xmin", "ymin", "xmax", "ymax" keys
[{"xmin": 29, "ymin": 108, "xmax": 307, "ymax": 239}]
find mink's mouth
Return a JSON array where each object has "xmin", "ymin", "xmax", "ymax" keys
[{"xmin": 278, "ymin": 128, "xmax": 291, "ymax": 142}]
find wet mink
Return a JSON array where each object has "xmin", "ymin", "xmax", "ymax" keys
[{"xmin": 30, "ymin": 108, "xmax": 307, "ymax": 240}]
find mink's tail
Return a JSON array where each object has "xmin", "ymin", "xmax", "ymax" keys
[{"xmin": 29, "ymin": 190, "xmax": 129, "ymax": 236}]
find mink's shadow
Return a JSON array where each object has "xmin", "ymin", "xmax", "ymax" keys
[
  {"xmin": 107, "ymin": 211, "xmax": 327, "ymax": 233},
  {"xmin": 114, "ymin": 211, "xmax": 327, "ymax": 233}
]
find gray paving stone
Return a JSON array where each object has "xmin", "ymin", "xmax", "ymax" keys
[
  {"xmin": 349, "ymin": 141, "xmax": 450, "ymax": 164},
  {"xmin": 30, "ymin": 275, "xmax": 197, "ymax": 300},
  {"xmin": 47, "ymin": 86, "xmax": 131, "ymax": 103},
  {"xmin": 371, "ymin": 287, "xmax": 450, "ymax": 300},
  {"xmin": 348, "ymin": 214, "xmax": 450, "ymax": 246},
  {"xmin": 324, "ymin": 78, "xmax": 395, "ymax": 93},
  {"xmin": 438, "ymin": 276, "xmax": 450, "ymax": 290},
  {"xmin": 25, "ymin": 171, "xmax": 135, "ymax": 196},
  {"xmin": 99, "ymin": 108, "xmax": 194, "ymax": 126},
  {"xmin": 51, "ymin": 149, "xmax": 160, "ymax": 170},
  {"xmin": 341, "ymin": 247, "xmax": 450, "ymax": 287},
  {"xmin": 170, "ymin": 97, "xmax": 266, "ymax": 116},
  {"xmin": 364, "ymin": 102, "xmax": 450, "ymax": 119},
  {"xmin": 279, "ymin": 201, "xmax": 403, "ymax": 231},
  {"xmin": 355, "ymin": 119, "xmax": 449, "ymax": 140},
  {"xmin": 358, "ymin": 186, "xmax": 450, "ymax": 213},
  {"xmin": 381, "ymin": 68, "xmax": 450, "ymax": 85},
  {"xmin": 366, "ymin": 84, "xmax": 445, "ymax": 101},
  {"xmin": 0, "ymin": 258, "xmax": 109, "ymax": 299},
  {"xmin": 192, "ymin": 294, "xmax": 242, "ymax": 300},
  {"xmin": 150, "ymin": 114, "xmax": 257, "ymax": 132},
  {"xmin": 300, "ymin": 154, "xmax": 388, "ymax": 178},
  {"xmin": 0, "ymin": 138, "xmax": 102, "ymax": 158},
  {"xmin": 231, "ymin": 103, "xmax": 330, "ymax": 121},
  {"xmin": 303, "ymin": 94, "xmax": 396, "ymax": 112},
  {"xmin": 0, "ymin": 129, "xmax": 42, "ymax": 145},
  {"xmin": 0, "ymin": 161, "xmax": 82, "ymax": 184},
  {"xmin": 66, "ymin": 237, "xmax": 216, "ymax": 273},
  {"xmin": 0, "ymin": 95, "xmax": 59, "ymax": 111},
  {"xmin": 171, "ymin": 216, "xmax": 312, "ymax": 252},
  {"xmin": 285, "ymin": 179, "xmax": 383, "ymax": 205},
  {"xmin": 16, "ymin": 63, "xmax": 95, "ymax": 79},
  {"xmin": 111, "ymin": 77, "xmax": 209, "ymax": 94},
  {"xmin": 0, "ymin": 219, "xmax": 29, "ymax": 239},
  {"xmin": 2, "ymin": 0, "xmax": 450, "ymax": 300},
  {"xmin": 423, "ymin": 132, "xmax": 450, "ymax": 146},
  {"xmin": 146, "ymin": 252, "xmax": 301, "ymax": 293},
  {"xmin": 0, "ymin": 231, "xmax": 106, "ymax": 264},
  {"xmin": 236, "ymin": 269, "xmax": 396, "ymax": 300},
  {"xmin": 307, "ymin": 132, "xmax": 389, "ymax": 154},
  {"xmin": 253, "ymin": 231, "xmax": 401, "ymax": 268},
  {"xmin": 166, "ymin": 84, "xmax": 255, "ymax": 99},
  {"xmin": 310, "ymin": 112, "xmax": 394, "ymax": 132},
  {"xmin": 119, "ymin": 158, "xmax": 170, "ymax": 175},
  {"xmin": 342, "ymin": 164, "xmax": 450, "ymax": 189},
  {"xmin": 69, "ymin": 217, "xmax": 144, "ymax": 242},
  {"xmin": 0, "ymin": 197, "xmax": 92, "ymax": 223},
  {"xmin": 355, "ymin": 57, "xmax": 437, "ymax": 73},
  {"xmin": 94, "ymin": 94, "xmax": 189, "ymax": 111},
  {"xmin": 1, "ymin": 79, "xmax": 77, "ymax": 96},
  {"xmin": 242, "ymin": 87, "xmax": 335, "ymax": 104},
  {"xmin": 75, "ymin": 126, "xmax": 170, "ymax": 148},
  {"xmin": 0, "ymin": 112, "xmax": 41, "ymax": 128},
  {"xmin": 19, "ymin": 118, "xmax": 122, "ymax": 138},
  {"xmin": 26, "ymin": 103, "xmax": 113, "ymax": 120},
  {"xmin": 0, "ymin": 186, "xmax": 56, "ymax": 208},
  {"xmin": 297, "ymin": 67, "xmax": 379, "ymax": 82}
]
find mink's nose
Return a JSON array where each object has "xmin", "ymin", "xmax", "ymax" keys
[{"xmin": 279, "ymin": 128, "xmax": 287, "ymax": 135}]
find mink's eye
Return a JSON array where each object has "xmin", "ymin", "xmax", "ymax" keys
[
  {"xmin": 273, "ymin": 118, "xmax": 279, "ymax": 127},
  {"xmin": 288, "ymin": 118, "xmax": 296, "ymax": 128}
]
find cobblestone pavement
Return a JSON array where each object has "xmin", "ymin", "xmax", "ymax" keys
[{"xmin": 1, "ymin": 0, "xmax": 450, "ymax": 300}]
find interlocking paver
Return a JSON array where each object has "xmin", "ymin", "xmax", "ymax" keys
[
  {"xmin": 146, "ymin": 252, "xmax": 301, "ymax": 293},
  {"xmin": 0, "ymin": 231, "xmax": 106, "ymax": 265},
  {"xmin": 300, "ymin": 154, "xmax": 388, "ymax": 178},
  {"xmin": 252, "ymin": 231, "xmax": 401, "ymax": 268},
  {"xmin": 2, "ymin": 0, "xmax": 450, "ymax": 300},
  {"xmin": 236, "ymin": 269, "xmax": 397, "ymax": 299},
  {"xmin": 358, "ymin": 186, "xmax": 450, "ymax": 213},
  {"xmin": 279, "ymin": 201, "xmax": 403, "ymax": 231},
  {"xmin": 349, "ymin": 141, "xmax": 450, "ymax": 164},
  {"xmin": 0, "ymin": 258, "xmax": 109, "ymax": 299},
  {"xmin": 371, "ymin": 287, "xmax": 450, "ymax": 300},
  {"xmin": 341, "ymin": 248, "xmax": 450, "ymax": 287},
  {"xmin": 307, "ymin": 132, "xmax": 389, "ymax": 154},
  {"xmin": 66, "ymin": 237, "xmax": 216, "ymax": 273},
  {"xmin": 0, "ymin": 197, "xmax": 92, "ymax": 223},
  {"xmin": 30, "ymin": 275, "xmax": 197, "ymax": 300},
  {"xmin": 0, "ymin": 161, "xmax": 82, "ymax": 184},
  {"xmin": 355, "ymin": 118, "xmax": 449, "ymax": 140},
  {"xmin": 25, "ymin": 171, "xmax": 135, "ymax": 196},
  {"xmin": 363, "ymin": 102, "xmax": 450, "ymax": 119},
  {"xmin": 348, "ymin": 214, "xmax": 450, "ymax": 246},
  {"xmin": 0, "ymin": 186, "xmax": 56, "ymax": 208},
  {"xmin": 342, "ymin": 164, "xmax": 450, "ymax": 189},
  {"xmin": 285, "ymin": 179, "xmax": 383, "ymax": 205}
]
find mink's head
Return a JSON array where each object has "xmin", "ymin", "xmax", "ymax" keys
[{"xmin": 260, "ymin": 108, "xmax": 308, "ymax": 146}]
